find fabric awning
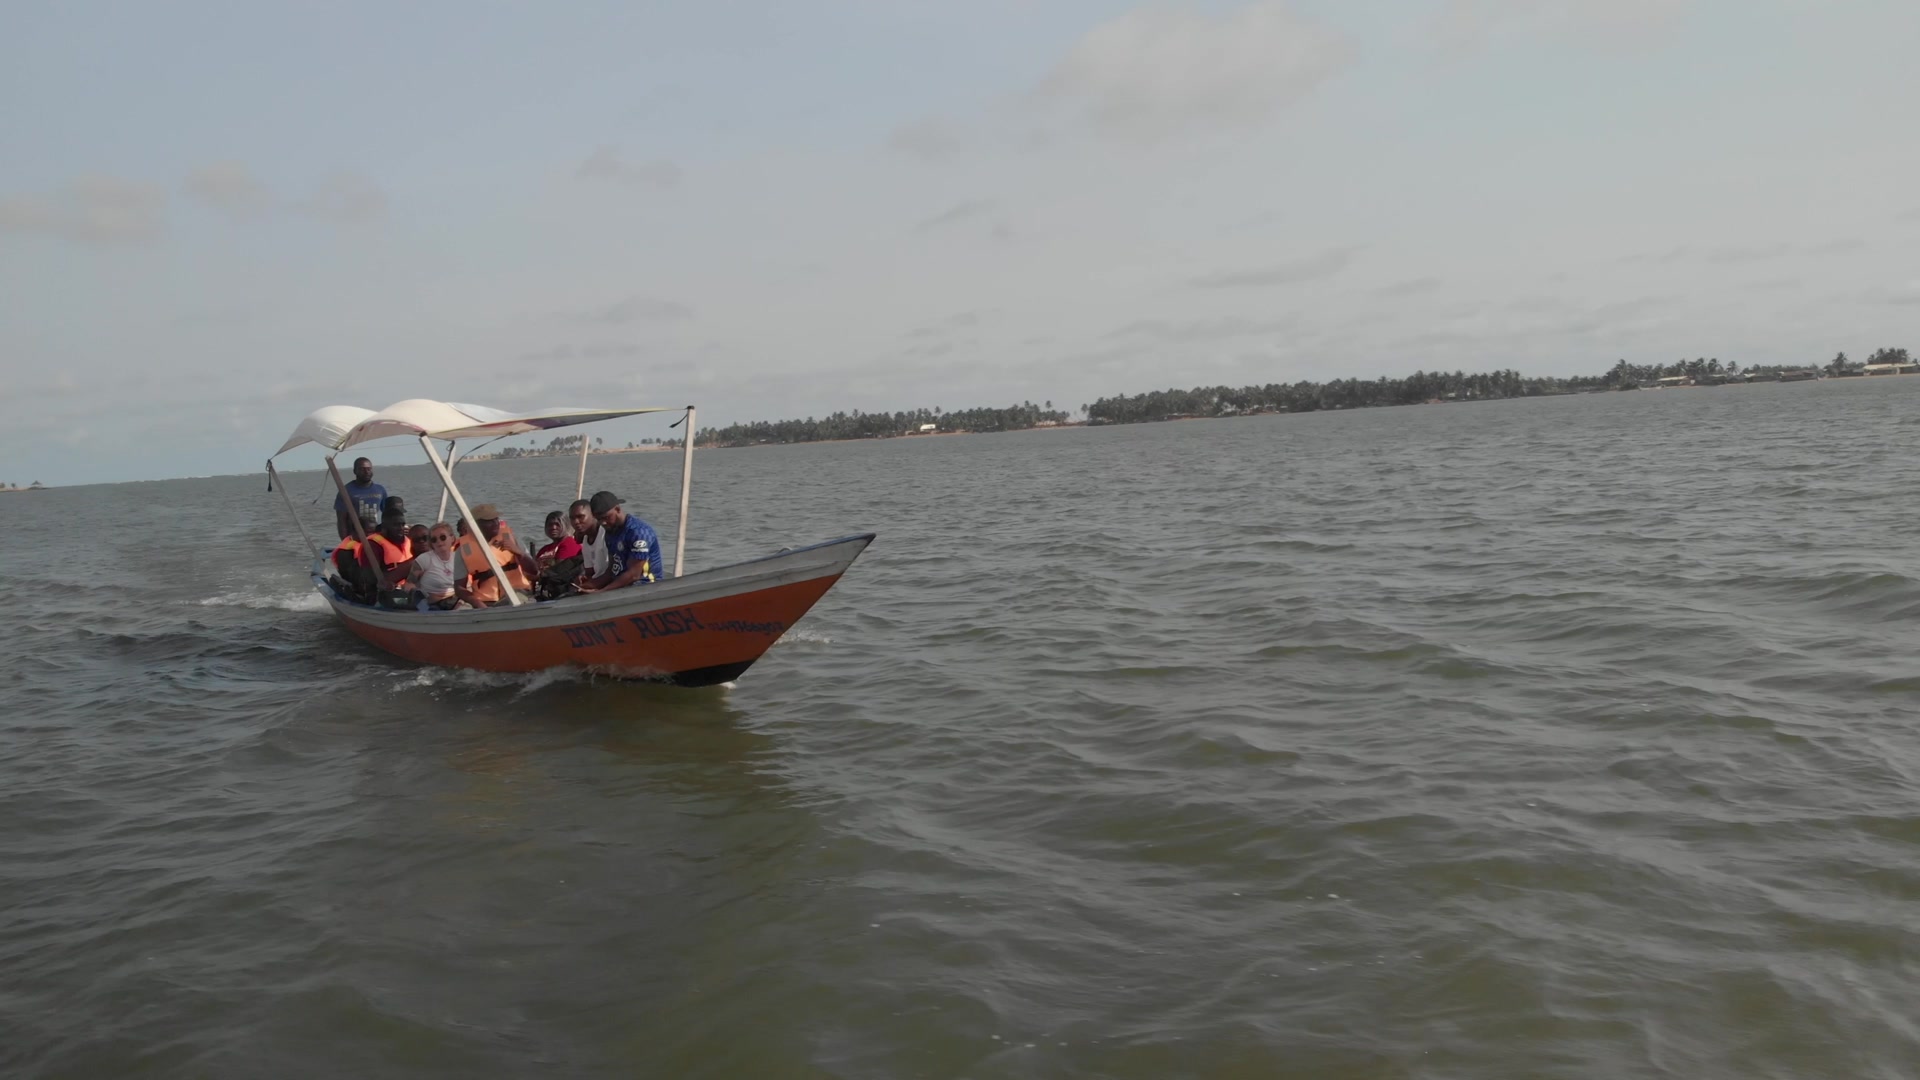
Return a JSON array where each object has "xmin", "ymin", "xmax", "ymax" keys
[
  {"xmin": 273, "ymin": 400, "xmax": 678, "ymax": 457},
  {"xmin": 274, "ymin": 405, "xmax": 378, "ymax": 456}
]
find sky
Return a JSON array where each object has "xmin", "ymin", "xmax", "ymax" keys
[{"xmin": 2, "ymin": 0, "xmax": 1918, "ymax": 484}]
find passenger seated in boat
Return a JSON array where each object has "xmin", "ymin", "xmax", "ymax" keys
[
  {"xmin": 532, "ymin": 510, "xmax": 585, "ymax": 601},
  {"xmin": 405, "ymin": 523, "xmax": 471, "ymax": 610},
  {"xmin": 456, "ymin": 503, "xmax": 535, "ymax": 606},
  {"xmin": 569, "ymin": 499, "xmax": 609, "ymax": 586},
  {"xmin": 579, "ymin": 490, "xmax": 662, "ymax": 592},
  {"xmin": 407, "ymin": 523, "xmax": 430, "ymax": 551},
  {"xmin": 359, "ymin": 501, "xmax": 417, "ymax": 591},
  {"xmin": 332, "ymin": 511, "xmax": 376, "ymax": 576}
]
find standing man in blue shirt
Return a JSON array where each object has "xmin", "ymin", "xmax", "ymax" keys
[
  {"xmin": 579, "ymin": 489, "xmax": 663, "ymax": 591},
  {"xmin": 333, "ymin": 457, "xmax": 388, "ymax": 539}
]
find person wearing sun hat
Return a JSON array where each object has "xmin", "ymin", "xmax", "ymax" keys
[
  {"xmin": 579, "ymin": 490, "xmax": 662, "ymax": 591},
  {"xmin": 455, "ymin": 503, "xmax": 535, "ymax": 605}
]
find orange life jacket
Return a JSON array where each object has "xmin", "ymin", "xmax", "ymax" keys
[
  {"xmin": 361, "ymin": 532, "xmax": 414, "ymax": 580},
  {"xmin": 458, "ymin": 525, "xmax": 532, "ymax": 603}
]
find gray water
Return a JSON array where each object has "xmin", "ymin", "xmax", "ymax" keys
[{"xmin": 4, "ymin": 379, "xmax": 1919, "ymax": 1078}]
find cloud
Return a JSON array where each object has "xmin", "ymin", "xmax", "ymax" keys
[
  {"xmin": 577, "ymin": 147, "xmax": 682, "ymax": 190},
  {"xmin": 917, "ymin": 198, "xmax": 995, "ymax": 232},
  {"xmin": 1877, "ymin": 280, "xmax": 1920, "ymax": 306},
  {"xmin": 907, "ymin": 310, "xmax": 986, "ymax": 339},
  {"xmin": 292, "ymin": 174, "xmax": 386, "ymax": 224},
  {"xmin": 1036, "ymin": 1, "xmax": 1351, "ymax": 139},
  {"xmin": 1620, "ymin": 246, "xmax": 1689, "ymax": 264},
  {"xmin": 577, "ymin": 295, "xmax": 693, "ymax": 324},
  {"xmin": 517, "ymin": 342, "xmax": 651, "ymax": 363},
  {"xmin": 0, "ymin": 175, "xmax": 164, "ymax": 245},
  {"xmin": 1106, "ymin": 315, "xmax": 1295, "ymax": 344},
  {"xmin": 1374, "ymin": 277, "xmax": 1442, "ymax": 297},
  {"xmin": 1396, "ymin": 294, "xmax": 1676, "ymax": 352},
  {"xmin": 1434, "ymin": 0, "xmax": 1693, "ymax": 50},
  {"xmin": 1191, "ymin": 245, "xmax": 1361, "ymax": 288},
  {"xmin": 1703, "ymin": 238, "xmax": 1864, "ymax": 263},
  {"xmin": 184, "ymin": 162, "xmax": 270, "ymax": 217},
  {"xmin": 1622, "ymin": 239, "xmax": 1862, "ymax": 265},
  {"xmin": 886, "ymin": 117, "xmax": 970, "ymax": 160}
]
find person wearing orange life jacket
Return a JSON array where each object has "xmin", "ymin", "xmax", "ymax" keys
[
  {"xmin": 332, "ymin": 510, "xmax": 377, "ymax": 577},
  {"xmin": 327, "ymin": 510, "xmax": 379, "ymax": 600},
  {"xmin": 358, "ymin": 498, "xmax": 417, "ymax": 590},
  {"xmin": 456, "ymin": 503, "xmax": 535, "ymax": 606}
]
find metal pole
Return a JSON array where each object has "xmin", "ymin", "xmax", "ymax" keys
[
  {"xmin": 575, "ymin": 433, "xmax": 591, "ymax": 501},
  {"xmin": 674, "ymin": 405, "xmax": 695, "ymax": 578},
  {"xmin": 325, "ymin": 456, "xmax": 371, "ymax": 548},
  {"xmin": 420, "ymin": 435, "xmax": 523, "ymax": 607},
  {"xmin": 268, "ymin": 460, "xmax": 320, "ymax": 560},
  {"xmin": 434, "ymin": 440, "xmax": 457, "ymax": 525}
]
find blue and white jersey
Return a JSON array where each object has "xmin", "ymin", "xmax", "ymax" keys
[
  {"xmin": 333, "ymin": 481, "xmax": 387, "ymax": 523},
  {"xmin": 604, "ymin": 514, "xmax": 663, "ymax": 583}
]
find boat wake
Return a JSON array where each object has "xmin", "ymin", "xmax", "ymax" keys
[
  {"xmin": 397, "ymin": 665, "xmax": 596, "ymax": 697},
  {"xmin": 192, "ymin": 590, "xmax": 329, "ymax": 612}
]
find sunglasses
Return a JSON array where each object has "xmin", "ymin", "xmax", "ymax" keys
[{"xmin": 429, "ymin": 534, "xmax": 454, "ymax": 544}]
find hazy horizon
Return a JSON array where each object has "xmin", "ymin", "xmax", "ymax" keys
[{"xmin": 5, "ymin": 0, "xmax": 1918, "ymax": 485}]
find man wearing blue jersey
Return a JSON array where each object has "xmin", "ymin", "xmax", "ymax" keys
[
  {"xmin": 333, "ymin": 457, "xmax": 387, "ymax": 539},
  {"xmin": 579, "ymin": 489, "xmax": 663, "ymax": 591}
]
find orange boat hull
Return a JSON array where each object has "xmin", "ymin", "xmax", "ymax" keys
[{"xmin": 313, "ymin": 534, "xmax": 872, "ymax": 686}]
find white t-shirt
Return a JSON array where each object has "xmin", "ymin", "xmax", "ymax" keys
[
  {"xmin": 414, "ymin": 548, "xmax": 462, "ymax": 598},
  {"xmin": 579, "ymin": 528, "xmax": 609, "ymax": 579}
]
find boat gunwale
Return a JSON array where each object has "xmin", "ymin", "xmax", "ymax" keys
[{"xmin": 312, "ymin": 532, "xmax": 874, "ymax": 632}]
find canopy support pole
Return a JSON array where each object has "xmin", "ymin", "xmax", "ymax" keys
[
  {"xmin": 434, "ymin": 440, "xmax": 457, "ymax": 525},
  {"xmin": 420, "ymin": 435, "xmax": 523, "ymax": 607},
  {"xmin": 674, "ymin": 406, "xmax": 695, "ymax": 578},
  {"xmin": 325, "ymin": 455, "xmax": 372, "ymax": 549},
  {"xmin": 575, "ymin": 434, "xmax": 591, "ymax": 501},
  {"xmin": 268, "ymin": 460, "xmax": 320, "ymax": 560}
]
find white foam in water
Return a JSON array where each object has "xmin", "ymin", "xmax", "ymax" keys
[
  {"xmin": 399, "ymin": 665, "xmax": 592, "ymax": 697},
  {"xmin": 192, "ymin": 591, "xmax": 329, "ymax": 612},
  {"xmin": 772, "ymin": 630, "xmax": 834, "ymax": 648}
]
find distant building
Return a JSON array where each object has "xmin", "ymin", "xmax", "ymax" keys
[
  {"xmin": 917, "ymin": 423, "xmax": 938, "ymax": 433},
  {"xmin": 1657, "ymin": 375, "xmax": 1692, "ymax": 387}
]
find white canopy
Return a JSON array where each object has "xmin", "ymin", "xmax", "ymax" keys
[
  {"xmin": 272, "ymin": 399, "xmax": 677, "ymax": 457},
  {"xmin": 275, "ymin": 405, "xmax": 379, "ymax": 456}
]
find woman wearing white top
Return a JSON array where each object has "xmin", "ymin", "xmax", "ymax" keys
[{"xmin": 408, "ymin": 524, "xmax": 473, "ymax": 610}]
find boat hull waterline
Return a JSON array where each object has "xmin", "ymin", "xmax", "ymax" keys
[{"xmin": 312, "ymin": 534, "xmax": 875, "ymax": 686}]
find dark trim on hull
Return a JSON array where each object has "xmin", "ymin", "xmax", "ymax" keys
[{"xmin": 666, "ymin": 660, "xmax": 756, "ymax": 687}]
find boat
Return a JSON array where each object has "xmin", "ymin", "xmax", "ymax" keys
[{"xmin": 267, "ymin": 399, "xmax": 873, "ymax": 686}]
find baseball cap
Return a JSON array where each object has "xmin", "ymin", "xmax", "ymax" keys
[{"xmin": 588, "ymin": 491, "xmax": 622, "ymax": 517}]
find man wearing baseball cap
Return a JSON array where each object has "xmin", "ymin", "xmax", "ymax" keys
[{"xmin": 579, "ymin": 490, "xmax": 662, "ymax": 591}]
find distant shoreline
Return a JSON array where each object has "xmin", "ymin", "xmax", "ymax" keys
[{"xmin": 694, "ymin": 424, "xmax": 1084, "ymax": 452}]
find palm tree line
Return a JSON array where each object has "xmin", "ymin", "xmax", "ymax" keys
[
  {"xmin": 696, "ymin": 402, "xmax": 1069, "ymax": 448},
  {"xmin": 671, "ymin": 345, "xmax": 1914, "ymax": 448},
  {"xmin": 1086, "ymin": 347, "xmax": 1915, "ymax": 425}
]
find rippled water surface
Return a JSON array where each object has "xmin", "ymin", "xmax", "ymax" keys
[{"xmin": 5, "ymin": 379, "xmax": 1920, "ymax": 1078}]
